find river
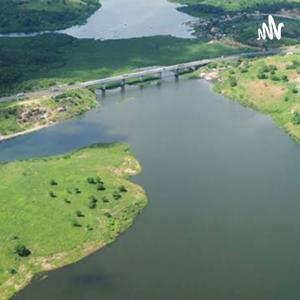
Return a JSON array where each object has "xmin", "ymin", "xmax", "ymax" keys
[
  {"xmin": 0, "ymin": 0, "xmax": 196, "ymax": 39},
  {"xmin": 5, "ymin": 79, "xmax": 300, "ymax": 299}
]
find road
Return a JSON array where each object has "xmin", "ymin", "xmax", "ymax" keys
[{"xmin": 0, "ymin": 49, "xmax": 282, "ymax": 104}]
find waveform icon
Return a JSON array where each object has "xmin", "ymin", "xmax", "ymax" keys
[{"xmin": 257, "ymin": 15, "xmax": 284, "ymax": 41}]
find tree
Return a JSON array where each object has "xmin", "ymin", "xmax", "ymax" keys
[
  {"xmin": 15, "ymin": 245, "xmax": 31, "ymax": 257},
  {"xmin": 50, "ymin": 179, "xmax": 58, "ymax": 186},
  {"xmin": 87, "ymin": 177, "xmax": 96, "ymax": 184},
  {"xmin": 118, "ymin": 185, "xmax": 127, "ymax": 193}
]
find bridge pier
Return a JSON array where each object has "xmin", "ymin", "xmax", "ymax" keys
[
  {"xmin": 100, "ymin": 85, "xmax": 106, "ymax": 96},
  {"xmin": 121, "ymin": 79, "xmax": 126, "ymax": 92},
  {"xmin": 174, "ymin": 68, "xmax": 180, "ymax": 80}
]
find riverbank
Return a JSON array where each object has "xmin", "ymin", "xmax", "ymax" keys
[
  {"xmin": 0, "ymin": 0, "xmax": 100, "ymax": 33},
  {"xmin": 197, "ymin": 52, "xmax": 300, "ymax": 142},
  {"xmin": 0, "ymin": 88, "xmax": 97, "ymax": 142},
  {"xmin": 0, "ymin": 143, "xmax": 147, "ymax": 299}
]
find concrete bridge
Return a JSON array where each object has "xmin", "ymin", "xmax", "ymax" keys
[
  {"xmin": 79, "ymin": 49, "xmax": 280, "ymax": 93},
  {"xmin": 0, "ymin": 49, "xmax": 281, "ymax": 103}
]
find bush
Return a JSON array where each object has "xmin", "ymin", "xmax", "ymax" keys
[
  {"xmin": 292, "ymin": 88, "xmax": 298, "ymax": 94},
  {"xmin": 118, "ymin": 185, "xmax": 127, "ymax": 193},
  {"xmin": 64, "ymin": 198, "xmax": 71, "ymax": 204},
  {"xmin": 49, "ymin": 191, "xmax": 57, "ymax": 198},
  {"xmin": 50, "ymin": 179, "xmax": 58, "ymax": 186},
  {"xmin": 102, "ymin": 196, "xmax": 110, "ymax": 203},
  {"xmin": 257, "ymin": 72, "xmax": 268, "ymax": 80},
  {"xmin": 72, "ymin": 220, "xmax": 82, "ymax": 227},
  {"xmin": 76, "ymin": 210, "xmax": 85, "ymax": 217},
  {"xmin": 113, "ymin": 191, "xmax": 122, "ymax": 200},
  {"xmin": 88, "ymin": 196, "xmax": 98, "ymax": 209},
  {"xmin": 97, "ymin": 183, "xmax": 106, "ymax": 191},
  {"xmin": 74, "ymin": 187, "xmax": 81, "ymax": 194},
  {"xmin": 281, "ymin": 75, "xmax": 289, "ymax": 82},
  {"xmin": 15, "ymin": 245, "xmax": 31, "ymax": 257},
  {"xmin": 104, "ymin": 212, "xmax": 112, "ymax": 218},
  {"xmin": 229, "ymin": 76, "xmax": 237, "ymax": 87},
  {"xmin": 292, "ymin": 112, "xmax": 300, "ymax": 125},
  {"xmin": 87, "ymin": 177, "xmax": 97, "ymax": 184}
]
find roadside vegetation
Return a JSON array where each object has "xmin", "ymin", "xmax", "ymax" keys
[
  {"xmin": 199, "ymin": 53, "xmax": 300, "ymax": 142},
  {"xmin": 0, "ymin": 0, "xmax": 100, "ymax": 33},
  {"xmin": 0, "ymin": 88, "xmax": 97, "ymax": 139},
  {"xmin": 0, "ymin": 143, "xmax": 147, "ymax": 299},
  {"xmin": 0, "ymin": 33, "xmax": 251, "ymax": 96}
]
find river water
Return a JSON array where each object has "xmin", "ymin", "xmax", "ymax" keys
[
  {"xmin": 0, "ymin": 0, "xmax": 196, "ymax": 39},
  {"xmin": 7, "ymin": 79, "xmax": 300, "ymax": 299}
]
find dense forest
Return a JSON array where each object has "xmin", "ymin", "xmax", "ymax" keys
[{"xmin": 0, "ymin": 0, "xmax": 100, "ymax": 33}]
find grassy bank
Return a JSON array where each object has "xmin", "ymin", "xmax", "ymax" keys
[
  {"xmin": 0, "ymin": 143, "xmax": 147, "ymax": 299},
  {"xmin": 0, "ymin": 0, "xmax": 100, "ymax": 33},
  {"xmin": 200, "ymin": 53, "xmax": 300, "ymax": 142},
  {"xmin": 0, "ymin": 34, "xmax": 251, "ymax": 96},
  {"xmin": 0, "ymin": 88, "xmax": 97, "ymax": 140}
]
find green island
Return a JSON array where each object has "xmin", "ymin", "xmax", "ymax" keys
[
  {"xmin": 0, "ymin": 88, "xmax": 97, "ymax": 140},
  {"xmin": 0, "ymin": 0, "xmax": 100, "ymax": 33},
  {"xmin": 197, "ymin": 53, "xmax": 300, "ymax": 141},
  {"xmin": 0, "ymin": 143, "xmax": 147, "ymax": 299}
]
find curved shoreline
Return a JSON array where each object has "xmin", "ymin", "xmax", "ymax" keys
[{"xmin": 0, "ymin": 144, "xmax": 148, "ymax": 299}]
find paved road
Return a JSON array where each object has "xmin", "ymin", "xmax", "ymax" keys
[{"xmin": 0, "ymin": 49, "xmax": 282, "ymax": 104}]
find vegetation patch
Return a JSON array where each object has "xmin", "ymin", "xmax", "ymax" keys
[
  {"xmin": 198, "ymin": 53, "xmax": 300, "ymax": 142},
  {"xmin": 0, "ymin": 0, "xmax": 100, "ymax": 33},
  {"xmin": 0, "ymin": 143, "xmax": 147, "ymax": 299},
  {"xmin": 0, "ymin": 88, "xmax": 97, "ymax": 139}
]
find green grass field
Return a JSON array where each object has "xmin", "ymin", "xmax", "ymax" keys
[
  {"xmin": 0, "ymin": 143, "xmax": 147, "ymax": 299},
  {"xmin": 0, "ymin": 0, "xmax": 100, "ymax": 33},
  {"xmin": 204, "ymin": 53, "xmax": 300, "ymax": 141}
]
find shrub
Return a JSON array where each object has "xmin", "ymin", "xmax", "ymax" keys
[
  {"xmin": 72, "ymin": 220, "xmax": 82, "ymax": 227},
  {"xmin": 15, "ymin": 245, "xmax": 31, "ymax": 257},
  {"xmin": 76, "ymin": 210, "xmax": 85, "ymax": 217},
  {"xmin": 64, "ymin": 198, "xmax": 71, "ymax": 204},
  {"xmin": 50, "ymin": 179, "xmax": 58, "ymax": 186},
  {"xmin": 292, "ymin": 88, "xmax": 298, "ymax": 94},
  {"xmin": 292, "ymin": 112, "xmax": 300, "ymax": 125},
  {"xmin": 281, "ymin": 75, "xmax": 289, "ymax": 82},
  {"xmin": 49, "ymin": 191, "xmax": 57, "ymax": 198},
  {"xmin": 104, "ymin": 212, "xmax": 112, "ymax": 218},
  {"xmin": 86, "ymin": 225, "xmax": 93, "ymax": 231},
  {"xmin": 102, "ymin": 196, "xmax": 109, "ymax": 203},
  {"xmin": 257, "ymin": 72, "xmax": 268, "ymax": 80},
  {"xmin": 229, "ymin": 76, "xmax": 237, "ymax": 87},
  {"xmin": 113, "ymin": 191, "xmax": 122, "ymax": 200},
  {"xmin": 87, "ymin": 177, "xmax": 97, "ymax": 184},
  {"xmin": 74, "ymin": 187, "xmax": 81, "ymax": 194},
  {"xmin": 97, "ymin": 183, "xmax": 106, "ymax": 191},
  {"xmin": 118, "ymin": 185, "xmax": 127, "ymax": 193},
  {"xmin": 10, "ymin": 269, "xmax": 17, "ymax": 275},
  {"xmin": 88, "ymin": 196, "xmax": 98, "ymax": 209}
]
